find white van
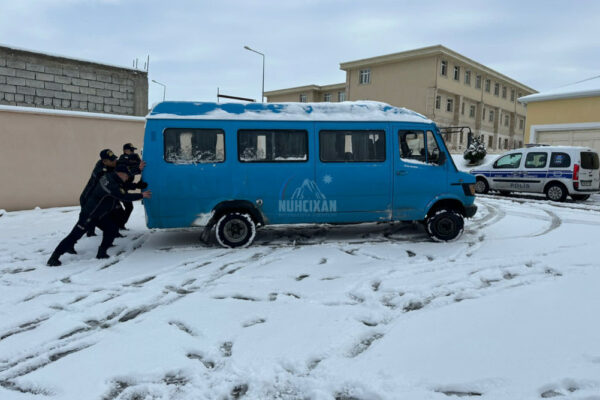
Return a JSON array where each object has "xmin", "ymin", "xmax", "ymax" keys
[{"xmin": 470, "ymin": 146, "xmax": 600, "ymax": 201}]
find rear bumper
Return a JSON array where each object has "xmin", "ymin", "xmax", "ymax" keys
[{"xmin": 465, "ymin": 204, "xmax": 478, "ymax": 218}]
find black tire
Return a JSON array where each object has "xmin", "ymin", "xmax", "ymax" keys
[
  {"xmin": 571, "ymin": 194, "xmax": 590, "ymax": 201},
  {"xmin": 545, "ymin": 183, "xmax": 567, "ymax": 202},
  {"xmin": 474, "ymin": 178, "xmax": 489, "ymax": 194},
  {"xmin": 426, "ymin": 209, "xmax": 464, "ymax": 242},
  {"xmin": 215, "ymin": 212, "xmax": 256, "ymax": 248}
]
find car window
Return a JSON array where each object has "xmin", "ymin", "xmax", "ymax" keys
[
  {"xmin": 398, "ymin": 130, "xmax": 425, "ymax": 162},
  {"xmin": 238, "ymin": 130, "xmax": 308, "ymax": 162},
  {"xmin": 164, "ymin": 128, "xmax": 225, "ymax": 164},
  {"xmin": 426, "ymin": 131, "xmax": 442, "ymax": 164},
  {"xmin": 320, "ymin": 130, "xmax": 385, "ymax": 162},
  {"xmin": 525, "ymin": 152, "xmax": 548, "ymax": 168},
  {"xmin": 493, "ymin": 153, "xmax": 522, "ymax": 169},
  {"xmin": 581, "ymin": 152, "xmax": 599, "ymax": 170},
  {"xmin": 549, "ymin": 152, "xmax": 571, "ymax": 168}
]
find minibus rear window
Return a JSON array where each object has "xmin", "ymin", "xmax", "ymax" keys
[
  {"xmin": 164, "ymin": 128, "xmax": 225, "ymax": 164},
  {"xmin": 319, "ymin": 130, "xmax": 385, "ymax": 162},
  {"xmin": 238, "ymin": 130, "xmax": 308, "ymax": 162},
  {"xmin": 549, "ymin": 152, "xmax": 570, "ymax": 168},
  {"xmin": 581, "ymin": 152, "xmax": 599, "ymax": 170}
]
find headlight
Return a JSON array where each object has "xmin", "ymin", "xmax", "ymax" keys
[{"xmin": 469, "ymin": 184, "xmax": 476, "ymax": 196}]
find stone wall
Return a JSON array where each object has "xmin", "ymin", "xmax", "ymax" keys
[{"xmin": 0, "ymin": 45, "xmax": 148, "ymax": 116}]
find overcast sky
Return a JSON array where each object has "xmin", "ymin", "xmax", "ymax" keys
[{"xmin": 1, "ymin": 0, "xmax": 598, "ymax": 106}]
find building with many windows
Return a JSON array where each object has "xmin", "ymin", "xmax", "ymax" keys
[{"xmin": 265, "ymin": 45, "xmax": 536, "ymax": 152}]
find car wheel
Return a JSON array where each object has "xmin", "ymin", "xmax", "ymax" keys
[
  {"xmin": 215, "ymin": 212, "xmax": 256, "ymax": 248},
  {"xmin": 571, "ymin": 194, "xmax": 590, "ymax": 201},
  {"xmin": 426, "ymin": 209, "xmax": 464, "ymax": 242},
  {"xmin": 545, "ymin": 183, "xmax": 567, "ymax": 202},
  {"xmin": 474, "ymin": 178, "xmax": 489, "ymax": 194}
]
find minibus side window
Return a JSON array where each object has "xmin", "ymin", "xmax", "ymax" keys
[
  {"xmin": 398, "ymin": 130, "xmax": 426, "ymax": 162},
  {"xmin": 525, "ymin": 152, "xmax": 548, "ymax": 168},
  {"xmin": 493, "ymin": 153, "xmax": 522, "ymax": 169},
  {"xmin": 319, "ymin": 130, "xmax": 385, "ymax": 162},
  {"xmin": 164, "ymin": 128, "xmax": 225, "ymax": 164},
  {"xmin": 426, "ymin": 131, "xmax": 442, "ymax": 164},
  {"xmin": 549, "ymin": 152, "xmax": 570, "ymax": 168},
  {"xmin": 238, "ymin": 130, "xmax": 308, "ymax": 162}
]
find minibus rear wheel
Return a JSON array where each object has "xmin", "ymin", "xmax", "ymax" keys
[
  {"xmin": 215, "ymin": 212, "xmax": 257, "ymax": 248},
  {"xmin": 426, "ymin": 209, "xmax": 464, "ymax": 242}
]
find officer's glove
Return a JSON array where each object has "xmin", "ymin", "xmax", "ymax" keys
[{"xmin": 137, "ymin": 181, "xmax": 148, "ymax": 190}]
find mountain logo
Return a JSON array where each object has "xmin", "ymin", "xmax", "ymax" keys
[{"xmin": 279, "ymin": 178, "xmax": 336, "ymax": 213}]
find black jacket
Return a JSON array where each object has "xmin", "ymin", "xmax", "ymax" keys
[
  {"xmin": 81, "ymin": 172, "xmax": 143, "ymax": 221},
  {"xmin": 118, "ymin": 153, "xmax": 142, "ymax": 177},
  {"xmin": 80, "ymin": 160, "xmax": 113, "ymax": 205}
]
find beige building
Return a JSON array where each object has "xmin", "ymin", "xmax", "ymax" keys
[
  {"xmin": 519, "ymin": 76, "xmax": 600, "ymax": 153},
  {"xmin": 266, "ymin": 45, "xmax": 536, "ymax": 152}
]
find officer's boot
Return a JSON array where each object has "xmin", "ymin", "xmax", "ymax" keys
[
  {"xmin": 47, "ymin": 251, "xmax": 62, "ymax": 267},
  {"xmin": 96, "ymin": 247, "xmax": 110, "ymax": 259},
  {"xmin": 65, "ymin": 245, "xmax": 77, "ymax": 255},
  {"xmin": 86, "ymin": 227, "xmax": 97, "ymax": 237}
]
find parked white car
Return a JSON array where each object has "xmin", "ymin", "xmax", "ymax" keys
[{"xmin": 470, "ymin": 146, "xmax": 600, "ymax": 201}]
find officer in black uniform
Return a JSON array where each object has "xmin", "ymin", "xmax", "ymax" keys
[
  {"xmin": 117, "ymin": 143, "xmax": 147, "ymax": 229},
  {"xmin": 47, "ymin": 163, "xmax": 152, "ymax": 266},
  {"xmin": 81, "ymin": 149, "xmax": 118, "ymax": 237}
]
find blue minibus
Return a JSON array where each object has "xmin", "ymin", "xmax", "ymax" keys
[{"xmin": 142, "ymin": 101, "xmax": 477, "ymax": 247}]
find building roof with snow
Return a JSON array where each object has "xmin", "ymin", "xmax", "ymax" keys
[
  {"xmin": 147, "ymin": 101, "xmax": 432, "ymax": 123},
  {"xmin": 519, "ymin": 75, "xmax": 600, "ymax": 103}
]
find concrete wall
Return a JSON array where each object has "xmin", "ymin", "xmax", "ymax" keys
[
  {"xmin": 0, "ymin": 45, "xmax": 148, "ymax": 116},
  {"xmin": 0, "ymin": 106, "xmax": 145, "ymax": 211},
  {"xmin": 524, "ymin": 96, "xmax": 600, "ymax": 143}
]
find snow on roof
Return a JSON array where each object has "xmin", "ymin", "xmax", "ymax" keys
[
  {"xmin": 147, "ymin": 101, "xmax": 432, "ymax": 123},
  {"xmin": 519, "ymin": 75, "xmax": 600, "ymax": 103}
]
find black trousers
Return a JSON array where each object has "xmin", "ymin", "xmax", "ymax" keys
[
  {"xmin": 120, "ymin": 200, "xmax": 134, "ymax": 228},
  {"xmin": 54, "ymin": 212, "xmax": 119, "ymax": 256}
]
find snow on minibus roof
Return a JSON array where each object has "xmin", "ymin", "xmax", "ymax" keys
[{"xmin": 147, "ymin": 101, "xmax": 432, "ymax": 123}]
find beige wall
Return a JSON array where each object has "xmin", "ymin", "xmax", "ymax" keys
[
  {"xmin": 524, "ymin": 96, "xmax": 600, "ymax": 143},
  {"xmin": 346, "ymin": 56, "xmax": 437, "ymax": 114},
  {"xmin": 0, "ymin": 107, "xmax": 144, "ymax": 211}
]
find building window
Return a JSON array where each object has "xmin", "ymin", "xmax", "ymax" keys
[
  {"xmin": 518, "ymin": 92, "xmax": 523, "ymax": 98},
  {"xmin": 441, "ymin": 60, "xmax": 448, "ymax": 76},
  {"xmin": 238, "ymin": 130, "xmax": 308, "ymax": 162},
  {"xmin": 488, "ymin": 136, "xmax": 493, "ymax": 148},
  {"xmin": 482, "ymin": 107, "xmax": 486, "ymax": 120},
  {"xmin": 504, "ymin": 138, "xmax": 509, "ymax": 149},
  {"xmin": 323, "ymin": 93, "xmax": 332, "ymax": 102},
  {"xmin": 510, "ymin": 89, "xmax": 515, "ymax": 102},
  {"xmin": 465, "ymin": 70, "xmax": 471, "ymax": 85},
  {"xmin": 446, "ymin": 98, "xmax": 453, "ymax": 112},
  {"xmin": 299, "ymin": 94, "xmax": 307, "ymax": 103},
  {"xmin": 469, "ymin": 105, "xmax": 476, "ymax": 118},
  {"xmin": 489, "ymin": 110, "xmax": 494, "ymax": 122},
  {"xmin": 485, "ymin": 79, "xmax": 491, "ymax": 92},
  {"xmin": 519, "ymin": 118, "xmax": 524, "ymax": 129},
  {"xmin": 498, "ymin": 137, "xmax": 502, "ymax": 149},
  {"xmin": 494, "ymin": 83, "xmax": 500, "ymax": 96},
  {"xmin": 359, "ymin": 69, "xmax": 371, "ymax": 84},
  {"xmin": 504, "ymin": 114, "xmax": 509, "ymax": 127},
  {"xmin": 435, "ymin": 95, "xmax": 441, "ymax": 109},
  {"xmin": 461, "ymin": 102, "xmax": 465, "ymax": 115},
  {"xmin": 502, "ymin": 86, "xmax": 507, "ymax": 99},
  {"xmin": 338, "ymin": 91, "xmax": 346, "ymax": 102},
  {"xmin": 453, "ymin": 66, "xmax": 460, "ymax": 81},
  {"xmin": 476, "ymin": 75, "xmax": 482, "ymax": 89}
]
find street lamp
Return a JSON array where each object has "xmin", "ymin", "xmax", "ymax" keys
[
  {"xmin": 151, "ymin": 79, "xmax": 166, "ymax": 101},
  {"xmin": 244, "ymin": 45, "xmax": 265, "ymax": 103}
]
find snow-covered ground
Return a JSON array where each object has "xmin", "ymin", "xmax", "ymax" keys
[{"xmin": 1, "ymin": 195, "xmax": 600, "ymax": 400}]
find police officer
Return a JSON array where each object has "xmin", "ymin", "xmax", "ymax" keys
[
  {"xmin": 47, "ymin": 163, "xmax": 152, "ymax": 266},
  {"xmin": 81, "ymin": 149, "xmax": 118, "ymax": 237},
  {"xmin": 117, "ymin": 143, "xmax": 146, "ymax": 229}
]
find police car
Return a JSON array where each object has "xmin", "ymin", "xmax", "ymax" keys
[{"xmin": 470, "ymin": 146, "xmax": 600, "ymax": 201}]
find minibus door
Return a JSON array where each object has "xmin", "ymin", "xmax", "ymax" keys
[{"xmin": 392, "ymin": 129, "xmax": 449, "ymax": 220}]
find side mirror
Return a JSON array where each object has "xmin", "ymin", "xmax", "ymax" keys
[{"xmin": 437, "ymin": 151, "xmax": 447, "ymax": 166}]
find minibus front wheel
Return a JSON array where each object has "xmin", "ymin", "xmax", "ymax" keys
[
  {"xmin": 215, "ymin": 212, "xmax": 257, "ymax": 248},
  {"xmin": 425, "ymin": 209, "xmax": 464, "ymax": 242}
]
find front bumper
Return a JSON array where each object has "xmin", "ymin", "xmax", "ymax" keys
[{"xmin": 465, "ymin": 204, "xmax": 478, "ymax": 218}]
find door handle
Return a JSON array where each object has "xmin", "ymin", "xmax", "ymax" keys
[{"xmin": 396, "ymin": 170, "xmax": 407, "ymax": 176}]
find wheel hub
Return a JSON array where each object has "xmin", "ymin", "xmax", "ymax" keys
[
  {"xmin": 548, "ymin": 186, "xmax": 562, "ymax": 200},
  {"xmin": 223, "ymin": 220, "xmax": 248, "ymax": 243}
]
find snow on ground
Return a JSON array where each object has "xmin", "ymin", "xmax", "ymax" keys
[{"xmin": 1, "ymin": 195, "xmax": 600, "ymax": 400}]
